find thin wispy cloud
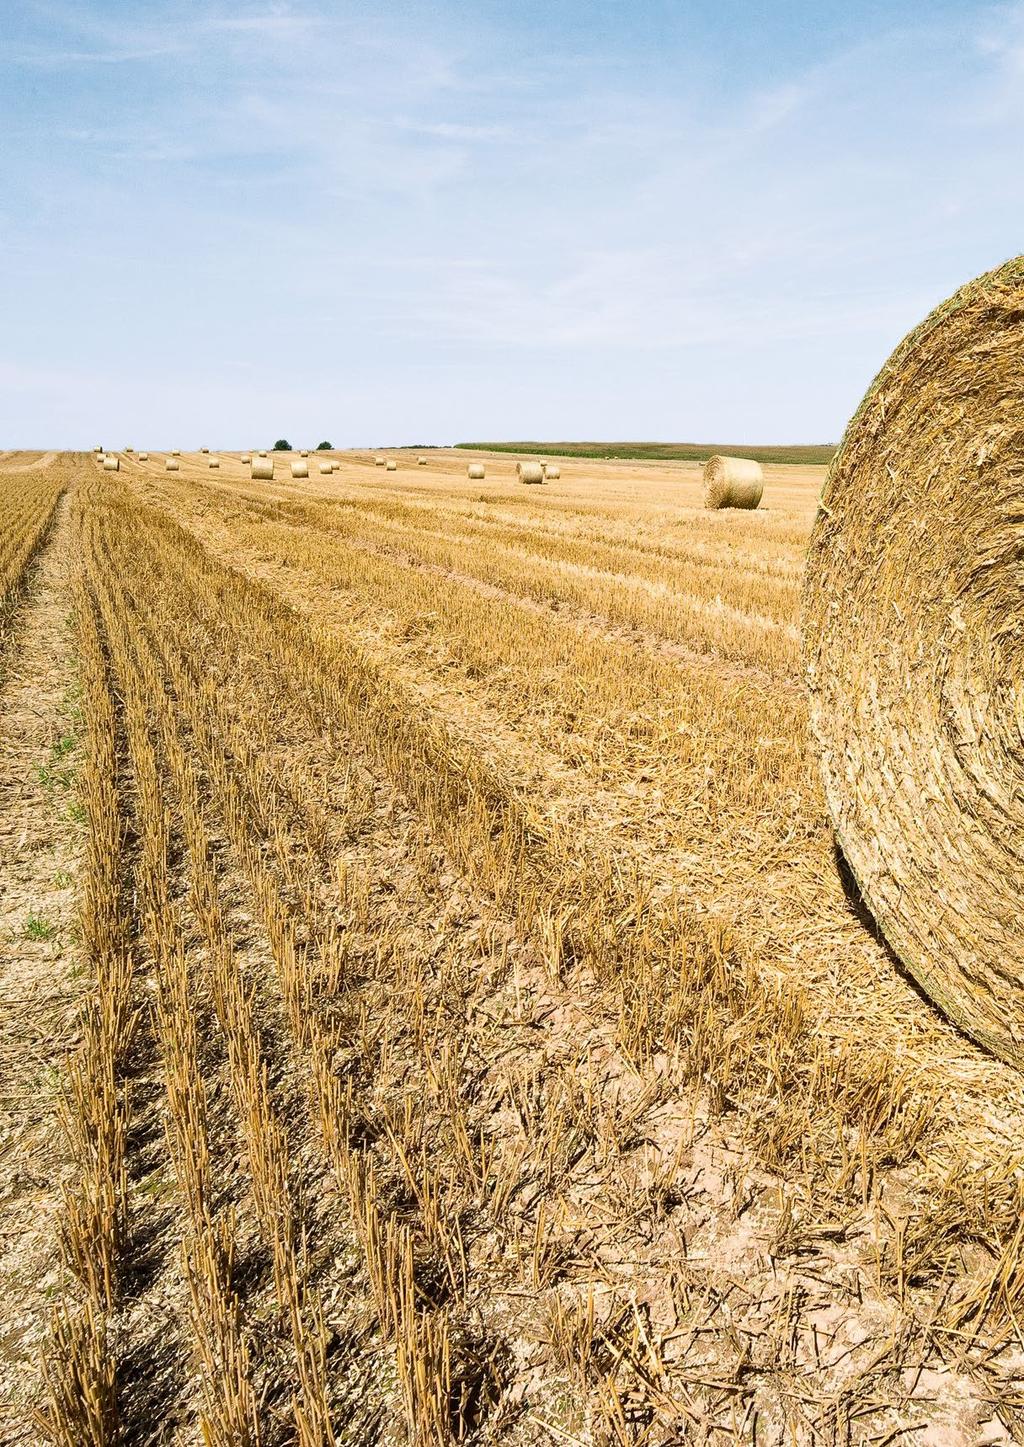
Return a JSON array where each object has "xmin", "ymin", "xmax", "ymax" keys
[{"xmin": 1, "ymin": 0, "xmax": 1021, "ymax": 445}]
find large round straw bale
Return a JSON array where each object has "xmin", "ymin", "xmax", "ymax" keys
[
  {"xmin": 251, "ymin": 457, "xmax": 274, "ymax": 480},
  {"xmin": 165, "ymin": 458, "xmax": 180, "ymax": 471},
  {"xmin": 291, "ymin": 459, "xmax": 309, "ymax": 478},
  {"xmin": 374, "ymin": 456, "xmax": 386, "ymax": 466},
  {"xmin": 318, "ymin": 461, "xmax": 333, "ymax": 474},
  {"xmin": 544, "ymin": 464, "xmax": 561, "ymax": 479},
  {"xmin": 386, "ymin": 459, "xmax": 397, "ymax": 471},
  {"xmin": 703, "ymin": 455, "xmax": 764, "ymax": 509},
  {"xmin": 94, "ymin": 445, "xmax": 103, "ymax": 453},
  {"xmin": 516, "ymin": 461, "xmax": 545, "ymax": 484},
  {"xmin": 240, "ymin": 454, "xmax": 251, "ymax": 464},
  {"xmin": 125, "ymin": 446, "xmax": 134, "ymax": 454},
  {"xmin": 803, "ymin": 255, "xmax": 1024, "ymax": 1067},
  {"xmin": 258, "ymin": 450, "xmax": 268, "ymax": 458},
  {"xmin": 200, "ymin": 447, "xmax": 209, "ymax": 454},
  {"xmin": 172, "ymin": 449, "xmax": 181, "ymax": 456},
  {"xmin": 138, "ymin": 452, "xmax": 149, "ymax": 461},
  {"xmin": 209, "ymin": 457, "xmax": 220, "ymax": 469},
  {"xmin": 417, "ymin": 457, "xmax": 427, "ymax": 466},
  {"xmin": 331, "ymin": 461, "xmax": 340, "ymax": 472},
  {"xmin": 467, "ymin": 462, "xmax": 486, "ymax": 480},
  {"xmin": 300, "ymin": 451, "xmax": 309, "ymax": 458},
  {"xmin": 103, "ymin": 455, "xmax": 120, "ymax": 471}
]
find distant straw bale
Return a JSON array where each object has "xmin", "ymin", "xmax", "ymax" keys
[
  {"xmin": 208, "ymin": 457, "xmax": 220, "ymax": 468},
  {"xmin": 803, "ymin": 255, "xmax": 1024, "ymax": 1068},
  {"xmin": 251, "ymin": 457, "xmax": 274, "ymax": 480},
  {"xmin": 374, "ymin": 456, "xmax": 386, "ymax": 466},
  {"xmin": 467, "ymin": 463, "xmax": 486, "ymax": 479},
  {"xmin": 417, "ymin": 457, "xmax": 427, "ymax": 465},
  {"xmin": 386, "ymin": 460, "xmax": 397, "ymax": 471},
  {"xmin": 318, "ymin": 462, "xmax": 333, "ymax": 474},
  {"xmin": 165, "ymin": 458, "xmax": 180, "ymax": 471},
  {"xmin": 240, "ymin": 454, "xmax": 251, "ymax": 464},
  {"xmin": 516, "ymin": 461, "xmax": 544, "ymax": 484},
  {"xmin": 138, "ymin": 452, "xmax": 149, "ymax": 460},
  {"xmin": 544, "ymin": 464, "xmax": 561, "ymax": 479},
  {"xmin": 291, "ymin": 459, "xmax": 309, "ymax": 478},
  {"xmin": 703, "ymin": 456, "xmax": 764, "ymax": 509},
  {"xmin": 103, "ymin": 455, "xmax": 119, "ymax": 471}
]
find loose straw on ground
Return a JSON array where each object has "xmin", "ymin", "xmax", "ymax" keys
[
  {"xmin": 703, "ymin": 455, "xmax": 764, "ymax": 509},
  {"xmin": 803, "ymin": 254, "xmax": 1024, "ymax": 1069}
]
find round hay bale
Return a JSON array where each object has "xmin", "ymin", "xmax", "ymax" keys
[
  {"xmin": 103, "ymin": 455, "xmax": 120, "ymax": 471},
  {"xmin": 331, "ymin": 461, "xmax": 340, "ymax": 472},
  {"xmin": 165, "ymin": 458, "xmax": 180, "ymax": 471},
  {"xmin": 251, "ymin": 458, "xmax": 274, "ymax": 480},
  {"xmin": 703, "ymin": 455, "xmax": 764, "ymax": 509},
  {"xmin": 291, "ymin": 459, "xmax": 309, "ymax": 478},
  {"xmin": 386, "ymin": 460, "xmax": 397, "ymax": 472},
  {"xmin": 258, "ymin": 451, "xmax": 268, "ymax": 458},
  {"xmin": 240, "ymin": 454, "xmax": 251, "ymax": 464},
  {"xmin": 318, "ymin": 462, "xmax": 333, "ymax": 474},
  {"xmin": 544, "ymin": 464, "xmax": 561, "ymax": 480},
  {"xmin": 94, "ymin": 445, "xmax": 103, "ymax": 453},
  {"xmin": 803, "ymin": 255, "xmax": 1024, "ymax": 1067},
  {"xmin": 138, "ymin": 452, "xmax": 149, "ymax": 461},
  {"xmin": 125, "ymin": 446, "xmax": 134, "ymax": 454},
  {"xmin": 417, "ymin": 457, "xmax": 427, "ymax": 466},
  {"xmin": 467, "ymin": 462, "xmax": 486, "ymax": 480},
  {"xmin": 300, "ymin": 451, "xmax": 309, "ymax": 458},
  {"xmin": 171, "ymin": 449, "xmax": 181, "ymax": 456},
  {"xmin": 374, "ymin": 456, "xmax": 386, "ymax": 466},
  {"xmin": 516, "ymin": 461, "xmax": 545, "ymax": 485},
  {"xmin": 208, "ymin": 457, "xmax": 220, "ymax": 469}
]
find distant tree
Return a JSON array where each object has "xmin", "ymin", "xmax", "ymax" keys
[
  {"xmin": 272, "ymin": 438, "xmax": 291, "ymax": 451},
  {"xmin": 316, "ymin": 440, "xmax": 333, "ymax": 451}
]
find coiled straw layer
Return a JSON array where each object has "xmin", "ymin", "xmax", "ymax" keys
[
  {"xmin": 703, "ymin": 455, "xmax": 763, "ymax": 509},
  {"xmin": 803, "ymin": 255, "xmax": 1024, "ymax": 1068}
]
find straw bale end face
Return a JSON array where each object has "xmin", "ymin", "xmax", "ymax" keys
[
  {"xmin": 703, "ymin": 455, "xmax": 764, "ymax": 509},
  {"xmin": 467, "ymin": 462, "xmax": 486, "ymax": 479},
  {"xmin": 544, "ymin": 464, "xmax": 561, "ymax": 480},
  {"xmin": 803, "ymin": 254, "xmax": 1024, "ymax": 1068}
]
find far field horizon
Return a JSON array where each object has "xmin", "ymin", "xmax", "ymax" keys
[{"xmin": 13, "ymin": 441, "xmax": 837, "ymax": 467}]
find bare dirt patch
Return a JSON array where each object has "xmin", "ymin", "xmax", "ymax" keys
[{"xmin": 0, "ymin": 494, "xmax": 85, "ymax": 1440}]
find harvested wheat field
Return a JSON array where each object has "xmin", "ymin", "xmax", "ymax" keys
[{"xmin": 3, "ymin": 442, "xmax": 1024, "ymax": 1447}]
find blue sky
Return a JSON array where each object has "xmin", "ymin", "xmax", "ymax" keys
[{"xmin": 2, "ymin": 0, "xmax": 1022, "ymax": 448}]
